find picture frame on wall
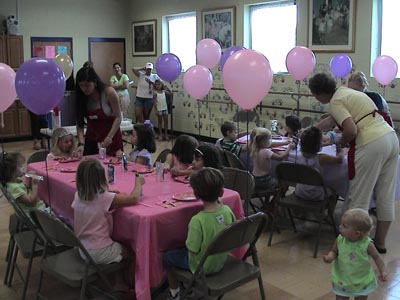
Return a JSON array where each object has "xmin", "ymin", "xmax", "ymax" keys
[
  {"xmin": 202, "ymin": 7, "xmax": 235, "ymax": 50},
  {"xmin": 132, "ymin": 19, "xmax": 156, "ymax": 56},
  {"xmin": 308, "ymin": 0, "xmax": 356, "ymax": 52}
]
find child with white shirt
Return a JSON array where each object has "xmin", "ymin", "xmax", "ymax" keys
[{"xmin": 153, "ymin": 79, "xmax": 172, "ymax": 141}]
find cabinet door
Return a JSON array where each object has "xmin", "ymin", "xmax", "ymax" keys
[
  {"xmin": 0, "ymin": 102, "xmax": 18, "ymax": 138},
  {"xmin": 18, "ymin": 106, "xmax": 32, "ymax": 136},
  {"xmin": 7, "ymin": 35, "xmax": 23, "ymax": 69}
]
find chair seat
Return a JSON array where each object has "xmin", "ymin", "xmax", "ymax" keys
[
  {"xmin": 172, "ymin": 256, "xmax": 260, "ymax": 296},
  {"xmin": 41, "ymin": 248, "xmax": 124, "ymax": 288},
  {"xmin": 279, "ymin": 193, "xmax": 326, "ymax": 212}
]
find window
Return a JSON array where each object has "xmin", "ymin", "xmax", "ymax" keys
[
  {"xmin": 248, "ymin": 1, "xmax": 297, "ymax": 73},
  {"xmin": 164, "ymin": 12, "xmax": 196, "ymax": 72},
  {"xmin": 380, "ymin": 0, "xmax": 400, "ymax": 72}
]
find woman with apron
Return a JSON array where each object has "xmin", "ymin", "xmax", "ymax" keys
[
  {"xmin": 75, "ymin": 67, "xmax": 123, "ymax": 157},
  {"xmin": 309, "ymin": 72, "xmax": 399, "ymax": 254}
]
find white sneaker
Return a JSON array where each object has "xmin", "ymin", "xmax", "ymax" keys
[{"xmin": 166, "ymin": 291, "xmax": 180, "ymax": 300}]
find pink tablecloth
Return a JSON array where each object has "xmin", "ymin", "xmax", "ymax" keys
[{"xmin": 28, "ymin": 159, "xmax": 244, "ymax": 300}]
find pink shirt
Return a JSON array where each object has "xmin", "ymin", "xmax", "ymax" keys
[
  {"xmin": 252, "ymin": 148, "xmax": 274, "ymax": 177},
  {"xmin": 72, "ymin": 191, "xmax": 115, "ymax": 250}
]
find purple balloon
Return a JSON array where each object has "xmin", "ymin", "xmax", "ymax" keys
[
  {"xmin": 15, "ymin": 58, "xmax": 66, "ymax": 115},
  {"xmin": 220, "ymin": 45, "xmax": 245, "ymax": 71},
  {"xmin": 330, "ymin": 54, "xmax": 352, "ymax": 78},
  {"xmin": 155, "ymin": 53, "xmax": 182, "ymax": 82}
]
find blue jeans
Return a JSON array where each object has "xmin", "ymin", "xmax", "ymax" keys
[{"xmin": 163, "ymin": 248, "xmax": 190, "ymax": 270}]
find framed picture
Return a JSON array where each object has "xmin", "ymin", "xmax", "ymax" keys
[
  {"xmin": 308, "ymin": 0, "xmax": 356, "ymax": 52},
  {"xmin": 132, "ymin": 19, "xmax": 156, "ymax": 56},
  {"xmin": 202, "ymin": 7, "xmax": 235, "ymax": 50}
]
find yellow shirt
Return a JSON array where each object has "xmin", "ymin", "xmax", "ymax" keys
[{"xmin": 329, "ymin": 86, "xmax": 393, "ymax": 147}]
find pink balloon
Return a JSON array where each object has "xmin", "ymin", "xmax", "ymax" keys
[
  {"xmin": 183, "ymin": 65, "xmax": 213, "ymax": 99},
  {"xmin": 372, "ymin": 55, "xmax": 398, "ymax": 86},
  {"xmin": 196, "ymin": 39, "xmax": 221, "ymax": 69},
  {"xmin": 0, "ymin": 63, "xmax": 17, "ymax": 112},
  {"xmin": 222, "ymin": 49, "xmax": 273, "ymax": 110},
  {"xmin": 286, "ymin": 46, "xmax": 316, "ymax": 80}
]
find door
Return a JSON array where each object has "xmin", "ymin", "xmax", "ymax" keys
[{"xmin": 88, "ymin": 38, "xmax": 126, "ymax": 84}]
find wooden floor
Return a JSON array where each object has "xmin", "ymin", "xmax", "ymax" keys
[{"xmin": 1, "ymin": 138, "xmax": 400, "ymax": 300}]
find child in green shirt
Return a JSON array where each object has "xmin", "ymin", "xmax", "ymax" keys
[
  {"xmin": 163, "ymin": 167, "xmax": 236, "ymax": 300},
  {"xmin": 323, "ymin": 208, "xmax": 387, "ymax": 299}
]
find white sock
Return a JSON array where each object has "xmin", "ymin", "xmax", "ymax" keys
[{"xmin": 170, "ymin": 287, "xmax": 180, "ymax": 297}]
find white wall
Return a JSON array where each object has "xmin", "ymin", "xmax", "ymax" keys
[
  {"xmin": 0, "ymin": 0, "xmax": 128, "ymax": 68},
  {"xmin": 1, "ymin": 0, "xmax": 399, "ymax": 135}
]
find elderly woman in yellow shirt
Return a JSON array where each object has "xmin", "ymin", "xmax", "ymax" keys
[{"xmin": 309, "ymin": 72, "xmax": 399, "ymax": 254}]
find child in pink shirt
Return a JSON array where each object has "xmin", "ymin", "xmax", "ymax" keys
[{"xmin": 72, "ymin": 157, "xmax": 144, "ymax": 289}]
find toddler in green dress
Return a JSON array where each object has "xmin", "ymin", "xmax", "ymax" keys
[{"xmin": 323, "ymin": 208, "xmax": 388, "ymax": 300}]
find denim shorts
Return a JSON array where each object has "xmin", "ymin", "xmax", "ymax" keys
[
  {"xmin": 135, "ymin": 96, "xmax": 153, "ymax": 109},
  {"xmin": 163, "ymin": 248, "xmax": 189, "ymax": 270},
  {"xmin": 157, "ymin": 109, "xmax": 168, "ymax": 116}
]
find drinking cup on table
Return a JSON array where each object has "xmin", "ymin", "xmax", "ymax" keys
[{"xmin": 155, "ymin": 162, "xmax": 164, "ymax": 182}]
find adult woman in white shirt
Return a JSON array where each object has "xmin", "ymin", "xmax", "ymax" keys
[{"xmin": 132, "ymin": 62, "xmax": 160, "ymax": 123}]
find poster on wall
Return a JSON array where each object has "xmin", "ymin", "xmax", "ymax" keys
[
  {"xmin": 132, "ymin": 19, "xmax": 157, "ymax": 56},
  {"xmin": 308, "ymin": 0, "xmax": 356, "ymax": 52},
  {"xmin": 202, "ymin": 7, "xmax": 235, "ymax": 50}
]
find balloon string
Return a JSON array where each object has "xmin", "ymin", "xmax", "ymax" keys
[
  {"xmin": 382, "ymin": 85, "xmax": 386, "ymax": 98},
  {"xmin": 0, "ymin": 112, "xmax": 4, "ymax": 128},
  {"xmin": 197, "ymin": 100, "xmax": 201, "ymax": 139},
  {"xmin": 296, "ymin": 80, "xmax": 300, "ymax": 116},
  {"xmin": 245, "ymin": 110, "xmax": 249, "ymax": 217}
]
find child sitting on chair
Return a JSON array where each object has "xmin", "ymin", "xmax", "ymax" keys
[
  {"xmin": 192, "ymin": 144, "xmax": 223, "ymax": 171},
  {"xmin": 165, "ymin": 134, "xmax": 198, "ymax": 176},
  {"xmin": 47, "ymin": 127, "xmax": 77, "ymax": 160},
  {"xmin": 163, "ymin": 168, "xmax": 236, "ymax": 300},
  {"xmin": 250, "ymin": 127, "xmax": 295, "ymax": 190},
  {"xmin": 0, "ymin": 152, "xmax": 47, "ymax": 217},
  {"xmin": 282, "ymin": 115, "xmax": 301, "ymax": 138},
  {"xmin": 217, "ymin": 121, "xmax": 248, "ymax": 157},
  {"xmin": 295, "ymin": 127, "xmax": 344, "ymax": 201}
]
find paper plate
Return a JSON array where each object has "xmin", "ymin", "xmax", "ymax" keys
[
  {"xmin": 173, "ymin": 176, "xmax": 190, "ymax": 184},
  {"xmin": 172, "ymin": 192, "xmax": 197, "ymax": 201},
  {"xmin": 132, "ymin": 167, "xmax": 155, "ymax": 174},
  {"xmin": 103, "ymin": 158, "xmax": 121, "ymax": 165},
  {"xmin": 60, "ymin": 167, "xmax": 77, "ymax": 173},
  {"xmin": 58, "ymin": 157, "xmax": 81, "ymax": 163}
]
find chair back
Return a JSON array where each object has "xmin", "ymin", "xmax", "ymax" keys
[
  {"xmin": 153, "ymin": 148, "xmax": 171, "ymax": 167},
  {"xmin": 198, "ymin": 213, "xmax": 266, "ymax": 265},
  {"xmin": 300, "ymin": 116, "xmax": 314, "ymax": 128},
  {"xmin": 276, "ymin": 162, "xmax": 325, "ymax": 187},
  {"xmin": 223, "ymin": 150, "xmax": 246, "ymax": 170},
  {"xmin": 30, "ymin": 209, "xmax": 82, "ymax": 249},
  {"xmin": 27, "ymin": 151, "xmax": 48, "ymax": 164},
  {"xmin": 222, "ymin": 167, "xmax": 254, "ymax": 203}
]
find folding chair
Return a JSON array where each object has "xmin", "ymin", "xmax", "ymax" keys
[
  {"xmin": 268, "ymin": 162, "xmax": 338, "ymax": 258},
  {"xmin": 27, "ymin": 150, "xmax": 48, "ymax": 164},
  {"xmin": 153, "ymin": 148, "xmax": 171, "ymax": 167},
  {"xmin": 223, "ymin": 150, "xmax": 246, "ymax": 170},
  {"xmin": 170, "ymin": 212, "xmax": 267, "ymax": 300},
  {"xmin": 222, "ymin": 167, "xmax": 256, "ymax": 215},
  {"xmin": 1, "ymin": 185, "xmax": 47, "ymax": 300},
  {"xmin": 30, "ymin": 209, "xmax": 124, "ymax": 300}
]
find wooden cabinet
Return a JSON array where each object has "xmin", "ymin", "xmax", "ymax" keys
[
  {"xmin": 0, "ymin": 35, "xmax": 24, "ymax": 69},
  {"xmin": 0, "ymin": 100, "xmax": 31, "ymax": 138}
]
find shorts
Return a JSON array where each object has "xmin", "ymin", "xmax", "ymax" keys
[
  {"xmin": 157, "ymin": 109, "xmax": 168, "ymax": 116},
  {"xmin": 163, "ymin": 248, "xmax": 189, "ymax": 270},
  {"xmin": 81, "ymin": 242, "xmax": 123, "ymax": 264},
  {"xmin": 254, "ymin": 174, "xmax": 278, "ymax": 190},
  {"xmin": 135, "ymin": 96, "xmax": 153, "ymax": 109}
]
